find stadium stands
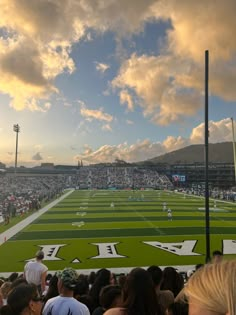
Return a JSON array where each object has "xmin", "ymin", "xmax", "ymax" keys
[{"xmin": 76, "ymin": 166, "xmax": 173, "ymax": 190}]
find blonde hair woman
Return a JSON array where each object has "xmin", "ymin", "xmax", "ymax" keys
[{"xmin": 184, "ymin": 259, "xmax": 236, "ymax": 315}]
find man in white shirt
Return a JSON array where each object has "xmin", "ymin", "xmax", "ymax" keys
[
  {"xmin": 42, "ymin": 267, "xmax": 90, "ymax": 315},
  {"xmin": 24, "ymin": 250, "xmax": 48, "ymax": 295}
]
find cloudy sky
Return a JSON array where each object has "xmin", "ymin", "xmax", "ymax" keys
[{"xmin": 0, "ymin": 0, "xmax": 236, "ymax": 167}]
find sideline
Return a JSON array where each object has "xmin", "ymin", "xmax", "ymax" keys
[{"xmin": 0, "ymin": 189, "xmax": 74, "ymax": 245}]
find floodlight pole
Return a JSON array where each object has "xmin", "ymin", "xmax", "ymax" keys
[
  {"xmin": 13, "ymin": 124, "xmax": 20, "ymax": 175},
  {"xmin": 231, "ymin": 117, "xmax": 236, "ymax": 184},
  {"xmin": 204, "ymin": 50, "xmax": 210, "ymax": 263}
]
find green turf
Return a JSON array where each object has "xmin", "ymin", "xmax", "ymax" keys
[{"xmin": 0, "ymin": 189, "xmax": 236, "ymax": 273}]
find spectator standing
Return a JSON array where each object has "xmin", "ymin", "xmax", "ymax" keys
[
  {"xmin": 42, "ymin": 268, "xmax": 90, "ymax": 315},
  {"xmin": 24, "ymin": 250, "xmax": 48, "ymax": 295}
]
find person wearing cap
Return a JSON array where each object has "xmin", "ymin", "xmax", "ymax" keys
[
  {"xmin": 42, "ymin": 267, "xmax": 90, "ymax": 315},
  {"xmin": 24, "ymin": 250, "xmax": 48, "ymax": 296}
]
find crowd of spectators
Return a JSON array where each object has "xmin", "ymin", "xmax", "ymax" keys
[
  {"xmin": 75, "ymin": 167, "xmax": 172, "ymax": 190},
  {"xmin": 0, "ymin": 175, "xmax": 66, "ymax": 224},
  {"xmin": 0, "ymin": 251, "xmax": 235, "ymax": 315},
  {"xmin": 210, "ymin": 189, "xmax": 236, "ymax": 201},
  {"xmin": 178, "ymin": 187, "xmax": 236, "ymax": 202},
  {"xmin": 1, "ymin": 170, "xmax": 235, "ymax": 226},
  {"xmin": 0, "ymin": 168, "xmax": 174, "ymax": 225}
]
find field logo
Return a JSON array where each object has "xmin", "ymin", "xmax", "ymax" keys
[
  {"xmin": 90, "ymin": 242, "xmax": 126, "ymax": 259},
  {"xmin": 223, "ymin": 240, "xmax": 236, "ymax": 254},
  {"xmin": 143, "ymin": 240, "xmax": 200, "ymax": 256},
  {"xmin": 26, "ymin": 244, "xmax": 66, "ymax": 261},
  {"xmin": 25, "ymin": 240, "xmax": 236, "ymax": 262}
]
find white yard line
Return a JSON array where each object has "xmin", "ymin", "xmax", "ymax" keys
[{"xmin": 0, "ymin": 189, "xmax": 74, "ymax": 245}]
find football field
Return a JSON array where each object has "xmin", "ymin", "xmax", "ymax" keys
[{"xmin": 0, "ymin": 189, "xmax": 236, "ymax": 275}]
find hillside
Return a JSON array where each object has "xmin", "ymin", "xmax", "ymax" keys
[{"xmin": 143, "ymin": 142, "xmax": 234, "ymax": 164}]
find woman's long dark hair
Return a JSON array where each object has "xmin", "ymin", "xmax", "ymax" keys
[
  {"xmin": 160, "ymin": 267, "xmax": 184, "ymax": 297},
  {"xmin": 122, "ymin": 268, "xmax": 163, "ymax": 315},
  {"xmin": 89, "ymin": 268, "xmax": 111, "ymax": 310},
  {"xmin": 43, "ymin": 274, "xmax": 59, "ymax": 305}
]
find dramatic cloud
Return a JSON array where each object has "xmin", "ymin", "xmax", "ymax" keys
[
  {"xmin": 113, "ymin": 54, "xmax": 202, "ymax": 125},
  {"xmin": 190, "ymin": 118, "xmax": 234, "ymax": 144},
  {"xmin": 1, "ymin": 0, "xmax": 236, "ymax": 123},
  {"xmin": 111, "ymin": 0, "xmax": 236, "ymax": 124},
  {"xmin": 75, "ymin": 139, "xmax": 164, "ymax": 164},
  {"xmin": 80, "ymin": 106, "xmax": 113, "ymax": 123},
  {"xmin": 162, "ymin": 136, "xmax": 189, "ymax": 152},
  {"xmin": 151, "ymin": 0, "xmax": 236, "ymax": 63},
  {"xmin": 95, "ymin": 62, "xmax": 110, "ymax": 73},
  {"xmin": 32, "ymin": 152, "xmax": 43, "ymax": 161},
  {"xmin": 79, "ymin": 105, "xmax": 113, "ymax": 131},
  {"xmin": 0, "ymin": 0, "xmax": 156, "ymax": 111},
  {"xmin": 74, "ymin": 118, "xmax": 233, "ymax": 164}
]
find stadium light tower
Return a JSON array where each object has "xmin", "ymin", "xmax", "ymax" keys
[{"xmin": 13, "ymin": 124, "xmax": 20, "ymax": 174}]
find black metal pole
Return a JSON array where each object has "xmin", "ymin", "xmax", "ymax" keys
[{"xmin": 205, "ymin": 50, "xmax": 210, "ymax": 263}]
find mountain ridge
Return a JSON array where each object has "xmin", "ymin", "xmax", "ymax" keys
[{"xmin": 141, "ymin": 142, "xmax": 234, "ymax": 164}]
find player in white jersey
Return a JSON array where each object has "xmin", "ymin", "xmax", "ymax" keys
[
  {"xmin": 167, "ymin": 208, "xmax": 172, "ymax": 221},
  {"xmin": 163, "ymin": 202, "xmax": 167, "ymax": 211}
]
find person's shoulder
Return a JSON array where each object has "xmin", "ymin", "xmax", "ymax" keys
[
  {"xmin": 42, "ymin": 263, "xmax": 48, "ymax": 270},
  {"xmin": 25, "ymin": 259, "xmax": 35, "ymax": 265},
  {"xmin": 43, "ymin": 296, "xmax": 59, "ymax": 312},
  {"xmin": 24, "ymin": 260, "xmax": 34, "ymax": 268},
  {"xmin": 77, "ymin": 300, "xmax": 90, "ymax": 314},
  {"xmin": 45, "ymin": 295, "xmax": 59, "ymax": 304},
  {"xmin": 38, "ymin": 262, "xmax": 48, "ymax": 271},
  {"xmin": 62, "ymin": 298, "xmax": 90, "ymax": 315}
]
